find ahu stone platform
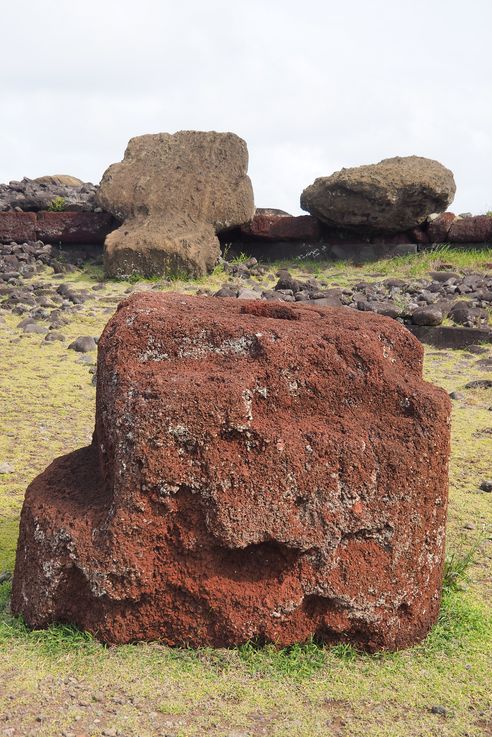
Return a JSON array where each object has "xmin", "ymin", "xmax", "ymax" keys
[{"xmin": 12, "ymin": 294, "xmax": 451, "ymax": 651}]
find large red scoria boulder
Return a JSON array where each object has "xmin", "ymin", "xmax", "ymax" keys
[{"xmin": 12, "ymin": 294, "xmax": 451, "ymax": 651}]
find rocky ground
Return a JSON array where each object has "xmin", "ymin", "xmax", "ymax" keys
[
  {"xmin": 0, "ymin": 177, "xmax": 98, "ymax": 212},
  {"xmin": 2, "ymin": 240, "xmax": 491, "ymax": 331},
  {"xmin": 0, "ymin": 245, "xmax": 491, "ymax": 737}
]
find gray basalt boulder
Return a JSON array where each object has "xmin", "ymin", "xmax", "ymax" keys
[
  {"xmin": 0, "ymin": 177, "xmax": 98, "ymax": 212},
  {"xmin": 301, "ymin": 156, "xmax": 456, "ymax": 233},
  {"xmin": 97, "ymin": 131, "xmax": 255, "ymax": 278}
]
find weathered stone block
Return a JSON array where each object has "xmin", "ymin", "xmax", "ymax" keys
[
  {"xmin": 12, "ymin": 293, "xmax": 450, "ymax": 651},
  {"xmin": 0, "ymin": 212, "xmax": 37, "ymax": 243},
  {"xmin": 241, "ymin": 213, "xmax": 320, "ymax": 241},
  {"xmin": 427, "ymin": 212, "xmax": 456, "ymax": 242},
  {"xmin": 448, "ymin": 215, "xmax": 492, "ymax": 243},
  {"xmin": 35, "ymin": 211, "xmax": 116, "ymax": 245}
]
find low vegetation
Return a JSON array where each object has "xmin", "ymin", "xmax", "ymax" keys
[{"xmin": 47, "ymin": 196, "xmax": 66, "ymax": 212}]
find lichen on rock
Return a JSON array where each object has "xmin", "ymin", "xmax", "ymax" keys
[{"xmin": 12, "ymin": 293, "xmax": 451, "ymax": 651}]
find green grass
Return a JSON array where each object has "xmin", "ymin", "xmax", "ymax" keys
[
  {"xmin": 443, "ymin": 531, "xmax": 488, "ymax": 593},
  {"xmin": 247, "ymin": 245, "xmax": 492, "ymax": 290}
]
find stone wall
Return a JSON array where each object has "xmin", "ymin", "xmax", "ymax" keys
[
  {"xmin": 1, "ymin": 209, "xmax": 491, "ymax": 263},
  {"xmin": 0, "ymin": 211, "xmax": 116, "ymax": 246}
]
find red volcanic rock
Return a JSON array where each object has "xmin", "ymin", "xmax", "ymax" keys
[
  {"xmin": 448, "ymin": 215, "xmax": 492, "ymax": 243},
  {"xmin": 12, "ymin": 293, "xmax": 451, "ymax": 651},
  {"xmin": 0, "ymin": 211, "xmax": 116, "ymax": 245},
  {"xmin": 241, "ymin": 213, "xmax": 321, "ymax": 241},
  {"xmin": 427, "ymin": 212, "xmax": 456, "ymax": 242},
  {"xmin": 35, "ymin": 211, "xmax": 116, "ymax": 245},
  {"xmin": 0, "ymin": 212, "xmax": 36, "ymax": 243},
  {"xmin": 409, "ymin": 225, "xmax": 430, "ymax": 244}
]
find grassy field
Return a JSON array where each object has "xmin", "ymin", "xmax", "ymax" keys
[{"xmin": 0, "ymin": 249, "xmax": 491, "ymax": 737}]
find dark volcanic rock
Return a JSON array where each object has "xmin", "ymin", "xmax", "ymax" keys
[
  {"xmin": 0, "ymin": 177, "xmax": 98, "ymax": 212},
  {"xmin": 409, "ymin": 325, "xmax": 492, "ymax": 349},
  {"xmin": 411, "ymin": 307, "xmax": 443, "ymax": 326},
  {"xmin": 465, "ymin": 379, "xmax": 492, "ymax": 389},
  {"xmin": 12, "ymin": 294, "xmax": 451, "ymax": 652},
  {"xmin": 449, "ymin": 302, "xmax": 489, "ymax": 328},
  {"xmin": 428, "ymin": 271, "xmax": 461, "ymax": 283},
  {"xmin": 68, "ymin": 336, "xmax": 97, "ymax": 352}
]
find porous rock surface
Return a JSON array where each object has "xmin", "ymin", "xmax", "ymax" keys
[
  {"xmin": 0, "ymin": 176, "xmax": 98, "ymax": 212},
  {"xmin": 98, "ymin": 131, "xmax": 254, "ymax": 278},
  {"xmin": 241, "ymin": 212, "xmax": 320, "ymax": 241},
  {"xmin": 12, "ymin": 293, "xmax": 450, "ymax": 651},
  {"xmin": 301, "ymin": 156, "xmax": 456, "ymax": 232}
]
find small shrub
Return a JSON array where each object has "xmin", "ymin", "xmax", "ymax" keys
[
  {"xmin": 48, "ymin": 196, "xmax": 66, "ymax": 212},
  {"xmin": 442, "ymin": 531, "xmax": 485, "ymax": 593}
]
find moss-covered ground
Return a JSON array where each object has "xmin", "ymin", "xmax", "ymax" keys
[{"xmin": 0, "ymin": 249, "xmax": 491, "ymax": 736}]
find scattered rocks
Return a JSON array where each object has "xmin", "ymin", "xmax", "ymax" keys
[
  {"xmin": 428, "ymin": 270, "xmax": 461, "ymax": 282},
  {"xmin": 465, "ymin": 379, "xmax": 492, "ymax": 389},
  {"xmin": 44, "ymin": 331, "xmax": 65, "ymax": 342},
  {"xmin": 475, "ymin": 356, "xmax": 492, "ymax": 369},
  {"xmin": 212, "ymin": 266, "xmax": 491, "ymax": 347},
  {"xmin": 300, "ymin": 156, "xmax": 456, "ymax": 232},
  {"xmin": 22, "ymin": 322, "xmax": 48, "ymax": 334},
  {"xmin": 237, "ymin": 287, "xmax": 261, "ymax": 300},
  {"xmin": 479, "ymin": 480, "xmax": 492, "ymax": 492},
  {"xmin": 0, "ymin": 240, "xmax": 54, "ymax": 278},
  {"xmin": 0, "ymin": 239, "xmax": 95, "ymax": 288},
  {"xmin": 465, "ymin": 344, "xmax": 489, "ymax": 355},
  {"xmin": 0, "ymin": 176, "xmax": 98, "ymax": 212},
  {"xmin": 429, "ymin": 705, "xmax": 448, "ymax": 716},
  {"xmin": 409, "ymin": 325, "xmax": 492, "ymax": 350},
  {"xmin": 411, "ymin": 307, "xmax": 443, "ymax": 326},
  {"xmin": 0, "ymin": 463, "xmax": 14, "ymax": 474},
  {"xmin": 68, "ymin": 336, "xmax": 97, "ymax": 353},
  {"xmin": 12, "ymin": 292, "xmax": 451, "ymax": 652},
  {"xmin": 449, "ymin": 391, "xmax": 465, "ymax": 400},
  {"xmin": 98, "ymin": 130, "xmax": 255, "ymax": 278},
  {"xmin": 449, "ymin": 302, "xmax": 489, "ymax": 328}
]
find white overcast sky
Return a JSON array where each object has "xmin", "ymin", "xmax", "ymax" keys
[{"xmin": 1, "ymin": 0, "xmax": 491, "ymax": 214}]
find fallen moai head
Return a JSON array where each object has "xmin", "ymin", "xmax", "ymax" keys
[
  {"xmin": 97, "ymin": 131, "xmax": 255, "ymax": 279},
  {"xmin": 301, "ymin": 156, "xmax": 456, "ymax": 233},
  {"xmin": 12, "ymin": 294, "xmax": 450, "ymax": 651}
]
